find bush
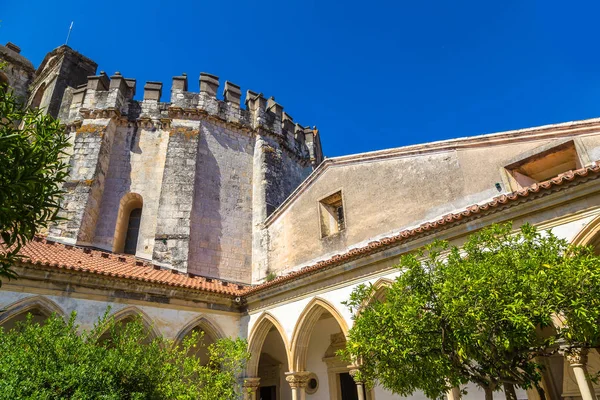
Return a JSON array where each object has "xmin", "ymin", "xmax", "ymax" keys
[{"xmin": 0, "ymin": 311, "xmax": 249, "ymax": 400}]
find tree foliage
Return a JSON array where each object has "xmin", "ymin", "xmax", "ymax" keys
[
  {"xmin": 342, "ymin": 222, "xmax": 600, "ymax": 399},
  {"xmin": 0, "ymin": 69, "xmax": 70, "ymax": 283},
  {"xmin": 0, "ymin": 311, "xmax": 249, "ymax": 399}
]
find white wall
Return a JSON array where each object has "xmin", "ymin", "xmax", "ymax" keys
[{"xmin": 0, "ymin": 291, "xmax": 240, "ymax": 340}]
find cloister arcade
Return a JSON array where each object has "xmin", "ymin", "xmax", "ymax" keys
[
  {"xmin": 0, "ymin": 300, "xmax": 223, "ymax": 366},
  {"xmin": 3, "ymin": 214, "xmax": 600, "ymax": 400}
]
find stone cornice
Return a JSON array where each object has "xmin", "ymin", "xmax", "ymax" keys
[{"xmin": 10, "ymin": 262, "xmax": 241, "ymax": 313}]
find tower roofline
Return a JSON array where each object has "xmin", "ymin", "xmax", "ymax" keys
[
  {"xmin": 36, "ymin": 44, "xmax": 97, "ymax": 75},
  {"xmin": 0, "ymin": 42, "xmax": 34, "ymax": 71}
]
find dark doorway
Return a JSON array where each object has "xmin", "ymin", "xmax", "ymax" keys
[
  {"xmin": 259, "ymin": 385, "xmax": 276, "ymax": 400},
  {"xmin": 339, "ymin": 372, "xmax": 359, "ymax": 400}
]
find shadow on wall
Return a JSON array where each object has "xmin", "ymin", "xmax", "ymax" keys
[
  {"xmin": 188, "ymin": 121, "xmax": 254, "ymax": 281},
  {"xmin": 188, "ymin": 128, "xmax": 224, "ymax": 279}
]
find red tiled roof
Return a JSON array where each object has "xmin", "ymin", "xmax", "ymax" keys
[
  {"xmin": 17, "ymin": 238, "xmax": 247, "ymax": 296},
  {"xmin": 15, "ymin": 164, "xmax": 600, "ymax": 298},
  {"xmin": 244, "ymin": 164, "xmax": 600, "ymax": 295}
]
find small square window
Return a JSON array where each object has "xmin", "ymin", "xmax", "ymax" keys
[
  {"xmin": 504, "ymin": 140, "xmax": 582, "ymax": 190},
  {"xmin": 319, "ymin": 191, "xmax": 345, "ymax": 238}
]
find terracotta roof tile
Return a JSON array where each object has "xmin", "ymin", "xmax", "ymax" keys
[{"xmin": 17, "ymin": 238, "xmax": 246, "ymax": 296}]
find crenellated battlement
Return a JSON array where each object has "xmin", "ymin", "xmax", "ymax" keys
[
  {"xmin": 2, "ymin": 41, "xmax": 324, "ymax": 284},
  {"xmin": 61, "ymin": 70, "xmax": 323, "ymax": 164}
]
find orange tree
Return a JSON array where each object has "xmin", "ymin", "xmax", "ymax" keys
[{"xmin": 342, "ymin": 223, "xmax": 600, "ymax": 400}]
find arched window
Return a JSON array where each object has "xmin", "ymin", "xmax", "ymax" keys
[
  {"xmin": 30, "ymin": 82, "xmax": 46, "ymax": 109},
  {"xmin": 113, "ymin": 193, "xmax": 143, "ymax": 255}
]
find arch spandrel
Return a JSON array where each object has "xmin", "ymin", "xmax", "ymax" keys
[
  {"xmin": 570, "ymin": 213, "xmax": 600, "ymax": 252},
  {"xmin": 356, "ymin": 277, "xmax": 394, "ymax": 316}
]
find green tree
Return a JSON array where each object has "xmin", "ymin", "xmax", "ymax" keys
[
  {"xmin": 0, "ymin": 311, "xmax": 249, "ymax": 399},
  {"xmin": 342, "ymin": 244, "xmax": 463, "ymax": 399},
  {"xmin": 0, "ymin": 70, "xmax": 70, "ymax": 283},
  {"xmin": 343, "ymin": 223, "xmax": 595, "ymax": 400},
  {"xmin": 551, "ymin": 243, "xmax": 600, "ymax": 353}
]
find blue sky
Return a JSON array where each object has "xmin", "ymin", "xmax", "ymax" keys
[{"xmin": 2, "ymin": 1, "xmax": 599, "ymax": 157}]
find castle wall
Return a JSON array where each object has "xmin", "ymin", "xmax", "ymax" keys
[
  {"xmin": 263, "ymin": 129, "xmax": 600, "ymax": 276},
  {"xmin": 1, "ymin": 61, "xmax": 33, "ymax": 101},
  {"xmin": 187, "ymin": 120, "xmax": 255, "ymax": 282},
  {"xmin": 49, "ymin": 118, "xmax": 118, "ymax": 243},
  {"xmin": 0, "ymin": 43, "xmax": 35, "ymax": 102},
  {"xmin": 93, "ymin": 125, "xmax": 169, "ymax": 258}
]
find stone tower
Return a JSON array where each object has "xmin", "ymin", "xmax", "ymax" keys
[
  {"xmin": 0, "ymin": 43, "xmax": 97, "ymax": 116},
  {"xmin": 35, "ymin": 62, "xmax": 323, "ymax": 284},
  {"xmin": 1, "ymin": 43, "xmax": 322, "ymax": 283},
  {"xmin": 0, "ymin": 42, "xmax": 35, "ymax": 101}
]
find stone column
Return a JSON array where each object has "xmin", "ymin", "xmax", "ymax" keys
[
  {"xmin": 349, "ymin": 368, "xmax": 366, "ymax": 400},
  {"xmin": 564, "ymin": 348, "xmax": 598, "ymax": 400},
  {"xmin": 242, "ymin": 377, "xmax": 260, "ymax": 400},
  {"xmin": 286, "ymin": 372, "xmax": 311, "ymax": 400}
]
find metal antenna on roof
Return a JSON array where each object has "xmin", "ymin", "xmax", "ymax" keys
[{"xmin": 65, "ymin": 21, "xmax": 74, "ymax": 46}]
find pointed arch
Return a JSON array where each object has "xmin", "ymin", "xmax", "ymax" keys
[
  {"xmin": 356, "ymin": 278, "xmax": 394, "ymax": 316},
  {"xmin": 290, "ymin": 297, "xmax": 349, "ymax": 372},
  {"xmin": 174, "ymin": 315, "xmax": 225, "ymax": 347},
  {"xmin": 30, "ymin": 82, "xmax": 46, "ymax": 109},
  {"xmin": 247, "ymin": 312, "xmax": 291, "ymax": 377},
  {"xmin": 0, "ymin": 295, "xmax": 65, "ymax": 327},
  {"xmin": 99, "ymin": 306, "xmax": 160, "ymax": 340},
  {"xmin": 571, "ymin": 213, "xmax": 600, "ymax": 251}
]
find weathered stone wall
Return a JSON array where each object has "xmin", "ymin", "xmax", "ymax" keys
[
  {"xmin": 28, "ymin": 45, "xmax": 97, "ymax": 118},
  {"xmin": 153, "ymin": 121, "xmax": 200, "ymax": 271},
  {"xmin": 0, "ymin": 43, "xmax": 34, "ymax": 102},
  {"xmin": 21, "ymin": 55, "xmax": 322, "ymax": 282},
  {"xmin": 49, "ymin": 119, "xmax": 117, "ymax": 244},
  {"xmin": 262, "ymin": 135, "xmax": 313, "ymax": 216},
  {"xmin": 187, "ymin": 120, "xmax": 255, "ymax": 282},
  {"xmin": 93, "ymin": 125, "xmax": 169, "ymax": 258},
  {"xmin": 263, "ymin": 127, "xmax": 600, "ymax": 277}
]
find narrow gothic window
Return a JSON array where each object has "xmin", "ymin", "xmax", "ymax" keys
[
  {"xmin": 30, "ymin": 83, "xmax": 46, "ymax": 109},
  {"xmin": 123, "ymin": 208, "xmax": 142, "ymax": 255},
  {"xmin": 319, "ymin": 191, "xmax": 345, "ymax": 237}
]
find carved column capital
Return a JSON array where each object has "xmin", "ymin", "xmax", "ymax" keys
[
  {"xmin": 349, "ymin": 368, "xmax": 363, "ymax": 384},
  {"xmin": 561, "ymin": 347, "xmax": 589, "ymax": 366},
  {"xmin": 285, "ymin": 371, "xmax": 311, "ymax": 388},
  {"xmin": 243, "ymin": 377, "xmax": 261, "ymax": 391}
]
